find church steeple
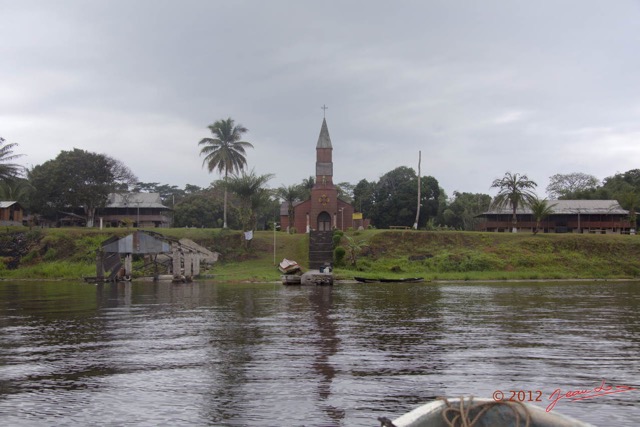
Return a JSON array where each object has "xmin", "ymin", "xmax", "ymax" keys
[
  {"xmin": 315, "ymin": 117, "xmax": 333, "ymax": 186},
  {"xmin": 316, "ymin": 117, "xmax": 332, "ymax": 149}
]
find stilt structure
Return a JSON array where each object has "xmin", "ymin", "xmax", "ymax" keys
[{"xmin": 93, "ymin": 230, "xmax": 218, "ymax": 282}]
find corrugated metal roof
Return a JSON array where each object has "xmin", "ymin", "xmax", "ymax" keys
[
  {"xmin": 101, "ymin": 231, "xmax": 172, "ymax": 254},
  {"xmin": 0, "ymin": 201, "xmax": 19, "ymax": 209},
  {"xmin": 483, "ymin": 200, "xmax": 628, "ymax": 215},
  {"xmin": 106, "ymin": 193, "xmax": 168, "ymax": 209},
  {"xmin": 280, "ymin": 200, "xmax": 305, "ymax": 216}
]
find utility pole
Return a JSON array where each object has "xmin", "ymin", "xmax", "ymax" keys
[{"xmin": 413, "ymin": 151, "xmax": 421, "ymax": 230}]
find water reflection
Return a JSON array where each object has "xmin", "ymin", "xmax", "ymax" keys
[{"xmin": 0, "ymin": 280, "xmax": 638, "ymax": 426}]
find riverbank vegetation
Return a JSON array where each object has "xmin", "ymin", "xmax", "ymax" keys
[{"xmin": 2, "ymin": 227, "xmax": 640, "ymax": 282}]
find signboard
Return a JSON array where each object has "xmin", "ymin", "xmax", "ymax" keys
[{"xmin": 352, "ymin": 213, "xmax": 363, "ymax": 220}]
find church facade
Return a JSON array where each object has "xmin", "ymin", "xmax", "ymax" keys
[{"xmin": 279, "ymin": 118, "xmax": 366, "ymax": 233}]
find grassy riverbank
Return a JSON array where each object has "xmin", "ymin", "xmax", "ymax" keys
[{"xmin": 2, "ymin": 227, "xmax": 640, "ymax": 281}]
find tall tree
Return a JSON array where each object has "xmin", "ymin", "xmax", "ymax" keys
[
  {"xmin": 353, "ymin": 179, "xmax": 376, "ymax": 217},
  {"xmin": 617, "ymin": 190, "xmax": 640, "ymax": 230},
  {"xmin": 0, "ymin": 137, "xmax": 24, "ymax": 182},
  {"xmin": 198, "ymin": 117, "xmax": 254, "ymax": 229},
  {"xmin": 336, "ymin": 181, "xmax": 355, "ymax": 203},
  {"xmin": 490, "ymin": 172, "xmax": 538, "ymax": 232},
  {"xmin": 546, "ymin": 172, "xmax": 600, "ymax": 199},
  {"xmin": 277, "ymin": 184, "xmax": 301, "ymax": 233},
  {"xmin": 0, "ymin": 178, "xmax": 33, "ymax": 203},
  {"xmin": 28, "ymin": 149, "xmax": 137, "ymax": 227},
  {"xmin": 369, "ymin": 166, "xmax": 441, "ymax": 229},
  {"xmin": 529, "ymin": 198, "xmax": 556, "ymax": 234},
  {"xmin": 172, "ymin": 184, "xmax": 237, "ymax": 228},
  {"xmin": 226, "ymin": 170, "xmax": 274, "ymax": 234},
  {"xmin": 442, "ymin": 192, "xmax": 492, "ymax": 230},
  {"xmin": 299, "ymin": 176, "xmax": 315, "ymax": 200}
]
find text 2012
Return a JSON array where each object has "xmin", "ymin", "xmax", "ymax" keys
[{"xmin": 492, "ymin": 390, "xmax": 543, "ymax": 402}]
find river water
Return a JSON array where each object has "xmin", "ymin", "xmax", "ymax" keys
[{"xmin": 0, "ymin": 280, "xmax": 638, "ymax": 426}]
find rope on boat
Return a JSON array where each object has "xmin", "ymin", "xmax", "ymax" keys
[
  {"xmin": 377, "ymin": 416, "xmax": 398, "ymax": 427},
  {"xmin": 377, "ymin": 396, "xmax": 531, "ymax": 427},
  {"xmin": 438, "ymin": 396, "xmax": 531, "ymax": 427}
]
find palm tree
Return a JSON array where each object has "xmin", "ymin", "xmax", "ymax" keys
[
  {"xmin": 277, "ymin": 184, "xmax": 301, "ymax": 233},
  {"xmin": 344, "ymin": 235, "xmax": 368, "ymax": 266},
  {"xmin": 299, "ymin": 176, "xmax": 315, "ymax": 199},
  {"xmin": 198, "ymin": 118, "xmax": 254, "ymax": 228},
  {"xmin": 618, "ymin": 190, "xmax": 640, "ymax": 231},
  {"xmin": 226, "ymin": 169, "xmax": 274, "ymax": 234},
  {"xmin": 529, "ymin": 198, "xmax": 557, "ymax": 234},
  {"xmin": 0, "ymin": 137, "xmax": 24, "ymax": 182},
  {"xmin": 490, "ymin": 172, "xmax": 538, "ymax": 232}
]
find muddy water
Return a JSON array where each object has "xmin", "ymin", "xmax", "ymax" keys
[{"xmin": 0, "ymin": 280, "xmax": 638, "ymax": 426}]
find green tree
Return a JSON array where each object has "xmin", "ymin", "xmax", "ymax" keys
[
  {"xmin": 442, "ymin": 192, "xmax": 492, "ymax": 230},
  {"xmin": 198, "ymin": 117, "xmax": 254, "ymax": 229},
  {"xmin": 353, "ymin": 179, "xmax": 375, "ymax": 217},
  {"xmin": 226, "ymin": 170, "xmax": 274, "ymax": 235},
  {"xmin": 529, "ymin": 198, "xmax": 557, "ymax": 234},
  {"xmin": 490, "ymin": 172, "xmax": 538, "ymax": 232},
  {"xmin": 28, "ymin": 149, "xmax": 137, "ymax": 227},
  {"xmin": 546, "ymin": 172, "xmax": 600, "ymax": 199},
  {"xmin": 0, "ymin": 137, "xmax": 24, "ymax": 182},
  {"xmin": 617, "ymin": 190, "xmax": 640, "ymax": 230},
  {"xmin": 336, "ymin": 181, "xmax": 355, "ymax": 203},
  {"xmin": 344, "ymin": 235, "xmax": 368, "ymax": 266},
  {"xmin": 299, "ymin": 176, "xmax": 315, "ymax": 200},
  {"xmin": 0, "ymin": 178, "xmax": 33, "ymax": 203},
  {"xmin": 172, "ymin": 184, "xmax": 239, "ymax": 228},
  {"xmin": 369, "ymin": 167, "xmax": 441, "ymax": 229},
  {"xmin": 277, "ymin": 184, "xmax": 301, "ymax": 233}
]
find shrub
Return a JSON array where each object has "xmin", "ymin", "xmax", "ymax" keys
[
  {"xmin": 43, "ymin": 247, "xmax": 57, "ymax": 261},
  {"xmin": 334, "ymin": 246, "xmax": 346, "ymax": 266}
]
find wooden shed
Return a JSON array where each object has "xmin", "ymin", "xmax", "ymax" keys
[{"xmin": 0, "ymin": 201, "xmax": 24, "ymax": 226}]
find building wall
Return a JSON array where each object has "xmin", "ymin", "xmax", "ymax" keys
[
  {"xmin": 478, "ymin": 214, "xmax": 632, "ymax": 234},
  {"xmin": 0, "ymin": 204, "xmax": 23, "ymax": 224}
]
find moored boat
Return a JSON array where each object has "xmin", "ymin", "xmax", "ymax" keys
[
  {"xmin": 355, "ymin": 276, "xmax": 424, "ymax": 283},
  {"xmin": 383, "ymin": 397, "xmax": 593, "ymax": 427},
  {"xmin": 379, "ymin": 277, "xmax": 424, "ymax": 283}
]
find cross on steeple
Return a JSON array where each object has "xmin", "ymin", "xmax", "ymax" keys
[{"xmin": 321, "ymin": 104, "xmax": 328, "ymax": 118}]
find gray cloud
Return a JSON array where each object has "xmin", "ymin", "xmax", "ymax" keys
[{"xmin": 2, "ymin": 0, "xmax": 640, "ymax": 198}]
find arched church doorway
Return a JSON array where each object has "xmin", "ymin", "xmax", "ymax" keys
[{"xmin": 317, "ymin": 212, "xmax": 331, "ymax": 231}]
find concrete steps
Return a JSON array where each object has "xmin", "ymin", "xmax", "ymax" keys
[{"xmin": 309, "ymin": 230, "xmax": 333, "ymax": 270}]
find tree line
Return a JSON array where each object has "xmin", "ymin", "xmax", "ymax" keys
[{"xmin": 2, "ymin": 121, "xmax": 640, "ymax": 231}]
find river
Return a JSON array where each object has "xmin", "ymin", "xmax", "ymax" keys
[{"xmin": 0, "ymin": 280, "xmax": 638, "ymax": 426}]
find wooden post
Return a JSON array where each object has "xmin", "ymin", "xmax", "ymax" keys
[
  {"xmin": 96, "ymin": 250, "xmax": 104, "ymax": 281},
  {"xmin": 184, "ymin": 252, "xmax": 193, "ymax": 279},
  {"xmin": 413, "ymin": 150, "xmax": 421, "ymax": 230},
  {"xmin": 193, "ymin": 254, "xmax": 201, "ymax": 277},
  {"xmin": 172, "ymin": 245, "xmax": 182, "ymax": 279},
  {"xmin": 124, "ymin": 253, "xmax": 132, "ymax": 278}
]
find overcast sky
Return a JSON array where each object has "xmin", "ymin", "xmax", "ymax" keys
[{"xmin": 2, "ymin": 1, "xmax": 640, "ymax": 199}]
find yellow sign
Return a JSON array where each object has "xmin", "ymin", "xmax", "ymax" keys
[{"xmin": 352, "ymin": 212, "xmax": 363, "ymax": 220}]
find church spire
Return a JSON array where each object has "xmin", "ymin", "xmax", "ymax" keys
[
  {"xmin": 316, "ymin": 117, "xmax": 332, "ymax": 149},
  {"xmin": 315, "ymin": 116, "xmax": 333, "ymax": 186}
]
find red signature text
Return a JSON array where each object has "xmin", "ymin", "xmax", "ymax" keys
[{"xmin": 546, "ymin": 379, "xmax": 637, "ymax": 412}]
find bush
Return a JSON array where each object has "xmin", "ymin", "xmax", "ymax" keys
[
  {"xmin": 43, "ymin": 247, "xmax": 57, "ymax": 261},
  {"xmin": 334, "ymin": 246, "xmax": 346, "ymax": 266}
]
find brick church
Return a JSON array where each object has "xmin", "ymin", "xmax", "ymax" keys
[{"xmin": 279, "ymin": 117, "xmax": 367, "ymax": 234}]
